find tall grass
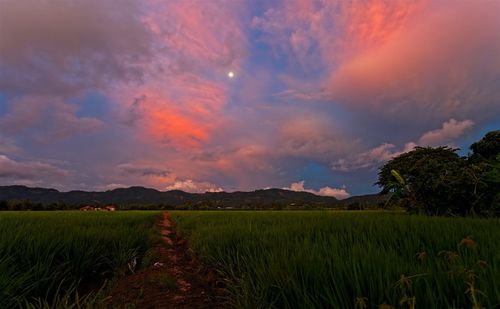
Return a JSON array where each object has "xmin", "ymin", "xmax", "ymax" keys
[
  {"xmin": 171, "ymin": 211, "xmax": 500, "ymax": 308},
  {"xmin": 0, "ymin": 211, "xmax": 160, "ymax": 308}
]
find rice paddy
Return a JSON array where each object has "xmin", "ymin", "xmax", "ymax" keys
[
  {"xmin": 171, "ymin": 211, "xmax": 500, "ymax": 308},
  {"xmin": 0, "ymin": 211, "xmax": 160, "ymax": 308},
  {"xmin": 2, "ymin": 210, "xmax": 500, "ymax": 308}
]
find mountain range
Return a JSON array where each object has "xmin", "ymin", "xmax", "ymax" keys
[{"xmin": 0, "ymin": 185, "xmax": 384, "ymax": 208}]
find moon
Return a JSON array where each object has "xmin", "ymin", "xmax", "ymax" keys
[{"xmin": 228, "ymin": 71, "xmax": 235, "ymax": 78}]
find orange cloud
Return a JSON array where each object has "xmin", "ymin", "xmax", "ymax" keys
[
  {"xmin": 146, "ymin": 104, "xmax": 209, "ymax": 148},
  {"xmin": 123, "ymin": 78, "xmax": 227, "ymax": 149}
]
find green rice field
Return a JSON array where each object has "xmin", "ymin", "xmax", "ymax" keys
[
  {"xmin": 0, "ymin": 211, "xmax": 160, "ymax": 308},
  {"xmin": 171, "ymin": 211, "xmax": 500, "ymax": 309},
  {"xmin": 1, "ymin": 210, "xmax": 500, "ymax": 308}
]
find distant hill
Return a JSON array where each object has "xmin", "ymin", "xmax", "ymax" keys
[{"xmin": 0, "ymin": 185, "xmax": 342, "ymax": 208}]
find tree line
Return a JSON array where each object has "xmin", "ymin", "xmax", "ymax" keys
[{"xmin": 0, "ymin": 200, "xmax": 338, "ymax": 211}]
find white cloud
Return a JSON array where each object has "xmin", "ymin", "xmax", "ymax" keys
[
  {"xmin": 165, "ymin": 179, "xmax": 223, "ymax": 193},
  {"xmin": 284, "ymin": 180, "xmax": 350, "ymax": 199},
  {"xmin": 317, "ymin": 187, "xmax": 351, "ymax": 200},
  {"xmin": 98, "ymin": 183, "xmax": 128, "ymax": 191},
  {"xmin": 418, "ymin": 118, "xmax": 474, "ymax": 146}
]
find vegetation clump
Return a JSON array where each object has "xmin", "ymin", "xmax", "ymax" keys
[{"xmin": 377, "ymin": 130, "xmax": 500, "ymax": 216}]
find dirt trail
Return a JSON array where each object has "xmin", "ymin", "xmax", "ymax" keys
[{"xmin": 106, "ymin": 212, "xmax": 227, "ymax": 308}]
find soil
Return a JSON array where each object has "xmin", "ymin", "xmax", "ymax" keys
[{"xmin": 105, "ymin": 212, "xmax": 228, "ymax": 308}]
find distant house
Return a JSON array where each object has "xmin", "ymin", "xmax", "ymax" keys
[
  {"xmin": 80, "ymin": 205, "xmax": 96, "ymax": 211},
  {"xmin": 80, "ymin": 205, "xmax": 116, "ymax": 211},
  {"xmin": 104, "ymin": 205, "xmax": 116, "ymax": 211}
]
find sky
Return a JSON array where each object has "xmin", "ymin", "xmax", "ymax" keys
[{"xmin": 0, "ymin": 0, "xmax": 499, "ymax": 198}]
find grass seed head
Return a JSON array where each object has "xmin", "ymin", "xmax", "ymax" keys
[
  {"xmin": 395, "ymin": 274, "xmax": 412, "ymax": 290},
  {"xmin": 460, "ymin": 236, "xmax": 477, "ymax": 248},
  {"xmin": 399, "ymin": 295, "xmax": 416, "ymax": 309},
  {"xmin": 415, "ymin": 251, "xmax": 427, "ymax": 262},
  {"xmin": 438, "ymin": 250, "xmax": 460, "ymax": 263},
  {"xmin": 476, "ymin": 260, "xmax": 488, "ymax": 270},
  {"xmin": 354, "ymin": 297, "xmax": 368, "ymax": 309}
]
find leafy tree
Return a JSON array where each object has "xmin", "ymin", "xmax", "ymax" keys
[
  {"xmin": 470, "ymin": 153, "xmax": 500, "ymax": 215},
  {"xmin": 378, "ymin": 131, "xmax": 500, "ymax": 216},
  {"xmin": 468, "ymin": 131, "xmax": 500, "ymax": 215},
  {"xmin": 470, "ymin": 130, "xmax": 500, "ymax": 160},
  {"xmin": 377, "ymin": 147, "xmax": 476, "ymax": 215}
]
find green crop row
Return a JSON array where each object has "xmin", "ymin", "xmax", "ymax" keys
[
  {"xmin": 0, "ymin": 211, "xmax": 160, "ymax": 308},
  {"xmin": 171, "ymin": 211, "xmax": 500, "ymax": 309}
]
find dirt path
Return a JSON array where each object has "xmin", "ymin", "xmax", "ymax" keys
[{"xmin": 106, "ymin": 212, "xmax": 227, "ymax": 308}]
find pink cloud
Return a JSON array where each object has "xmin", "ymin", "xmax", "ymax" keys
[
  {"xmin": 329, "ymin": 1, "xmax": 500, "ymax": 120},
  {"xmin": 337, "ymin": 0, "xmax": 424, "ymax": 55},
  {"xmin": 141, "ymin": 0, "xmax": 248, "ymax": 77},
  {"xmin": 255, "ymin": 0, "xmax": 500, "ymax": 125}
]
